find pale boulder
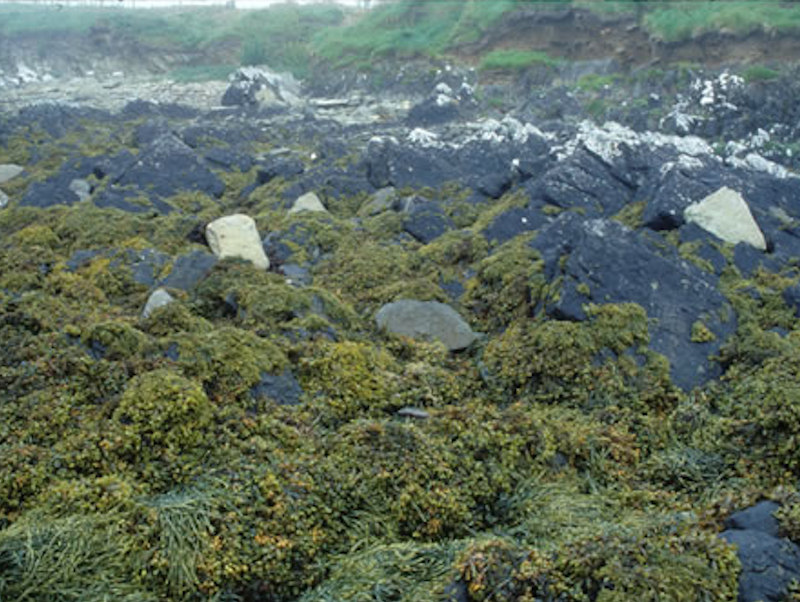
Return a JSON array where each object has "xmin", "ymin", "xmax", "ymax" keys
[
  {"xmin": 142, "ymin": 288, "xmax": 175, "ymax": 319},
  {"xmin": 289, "ymin": 191, "xmax": 327, "ymax": 215},
  {"xmin": 0, "ymin": 164, "xmax": 23, "ymax": 184},
  {"xmin": 375, "ymin": 300, "xmax": 479, "ymax": 351},
  {"xmin": 205, "ymin": 214, "xmax": 270, "ymax": 270},
  {"xmin": 684, "ymin": 187, "xmax": 767, "ymax": 251}
]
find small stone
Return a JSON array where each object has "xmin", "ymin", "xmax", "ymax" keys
[
  {"xmin": 0, "ymin": 164, "xmax": 23, "ymax": 184},
  {"xmin": 396, "ymin": 407, "xmax": 430, "ymax": 419},
  {"xmin": 142, "ymin": 288, "xmax": 175, "ymax": 319},
  {"xmin": 0, "ymin": 189, "xmax": 8, "ymax": 209},
  {"xmin": 684, "ymin": 187, "xmax": 767, "ymax": 250},
  {"xmin": 205, "ymin": 214, "xmax": 270, "ymax": 270},
  {"xmin": 289, "ymin": 191, "xmax": 327, "ymax": 215}
]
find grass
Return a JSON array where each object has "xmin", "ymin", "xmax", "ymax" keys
[
  {"xmin": 479, "ymin": 48, "xmax": 560, "ymax": 72},
  {"xmin": 644, "ymin": 2, "xmax": 800, "ymax": 43}
]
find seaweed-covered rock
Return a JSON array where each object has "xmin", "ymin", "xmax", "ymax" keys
[
  {"xmin": 403, "ymin": 202, "xmax": 454, "ymax": 244},
  {"xmin": 114, "ymin": 133, "xmax": 225, "ymax": 200},
  {"xmin": 531, "ymin": 214, "xmax": 736, "ymax": 390},
  {"xmin": 205, "ymin": 214, "xmax": 270, "ymax": 270},
  {"xmin": 376, "ymin": 300, "xmax": 478, "ymax": 351},
  {"xmin": 250, "ymin": 368, "xmax": 304, "ymax": 407}
]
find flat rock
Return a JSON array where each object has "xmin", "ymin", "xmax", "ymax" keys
[
  {"xmin": 375, "ymin": 299, "xmax": 478, "ymax": 351},
  {"xmin": 289, "ymin": 191, "xmax": 327, "ymax": 215},
  {"xmin": 160, "ymin": 250, "xmax": 218, "ymax": 291},
  {"xmin": 205, "ymin": 214, "xmax": 270, "ymax": 270},
  {"xmin": 0, "ymin": 164, "xmax": 23, "ymax": 184},
  {"xmin": 685, "ymin": 187, "xmax": 767, "ymax": 250},
  {"xmin": 142, "ymin": 288, "xmax": 175, "ymax": 319}
]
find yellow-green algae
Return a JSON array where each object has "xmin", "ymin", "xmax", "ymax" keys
[{"xmin": 2, "ymin": 126, "xmax": 800, "ymax": 602}]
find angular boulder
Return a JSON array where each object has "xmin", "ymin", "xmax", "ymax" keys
[
  {"xmin": 289, "ymin": 192, "xmax": 327, "ymax": 215},
  {"xmin": 685, "ymin": 187, "xmax": 767, "ymax": 250},
  {"xmin": 375, "ymin": 300, "xmax": 478, "ymax": 351},
  {"xmin": 0, "ymin": 164, "xmax": 23, "ymax": 184},
  {"xmin": 205, "ymin": 214, "xmax": 270, "ymax": 270}
]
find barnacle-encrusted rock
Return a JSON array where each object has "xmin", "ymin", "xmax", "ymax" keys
[
  {"xmin": 205, "ymin": 214, "xmax": 270, "ymax": 270},
  {"xmin": 375, "ymin": 299, "xmax": 478, "ymax": 351}
]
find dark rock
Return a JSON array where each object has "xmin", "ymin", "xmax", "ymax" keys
[
  {"xmin": 725, "ymin": 501, "xmax": 781, "ymax": 537},
  {"xmin": 117, "ymin": 249, "xmax": 171, "ymax": 287},
  {"xmin": 526, "ymin": 148, "xmax": 635, "ymax": 217},
  {"xmin": 443, "ymin": 580, "xmax": 469, "ymax": 602},
  {"xmin": 281, "ymin": 264, "xmax": 311, "ymax": 286},
  {"xmin": 65, "ymin": 249, "xmax": 104, "ymax": 272},
  {"xmin": 160, "ymin": 250, "xmax": 218, "ymax": 291},
  {"xmin": 204, "ymin": 147, "xmax": 254, "ymax": 172},
  {"xmin": 783, "ymin": 283, "xmax": 800, "ymax": 318},
  {"xmin": 733, "ymin": 242, "xmax": 776, "ymax": 278},
  {"xmin": 720, "ymin": 529, "xmax": 800, "ymax": 602},
  {"xmin": 114, "ymin": 133, "xmax": 225, "ymax": 200},
  {"xmin": 483, "ymin": 206, "xmax": 549, "ymax": 246},
  {"xmin": 406, "ymin": 96, "xmax": 461, "ymax": 127},
  {"xmin": 133, "ymin": 118, "xmax": 170, "ymax": 148},
  {"xmin": 256, "ymin": 158, "xmax": 305, "ymax": 184},
  {"xmin": 250, "ymin": 369, "xmax": 304, "ymax": 406},
  {"xmin": 403, "ymin": 202, "xmax": 454, "ymax": 244},
  {"xmin": 20, "ymin": 157, "xmax": 95, "ymax": 208},
  {"xmin": 530, "ymin": 214, "xmax": 737, "ymax": 390}
]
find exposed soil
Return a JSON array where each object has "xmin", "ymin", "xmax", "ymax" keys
[{"xmin": 456, "ymin": 7, "xmax": 800, "ymax": 69}]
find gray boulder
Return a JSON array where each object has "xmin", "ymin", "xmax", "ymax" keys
[
  {"xmin": 375, "ymin": 300, "xmax": 478, "ymax": 351},
  {"xmin": 720, "ymin": 529, "xmax": 800, "ymax": 602},
  {"xmin": 221, "ymin": 66, "xmax": 303, "ymax": 109}
]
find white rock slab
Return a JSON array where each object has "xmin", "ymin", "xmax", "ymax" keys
[
  {"xmin": 142, "ymin": 288, "xmax": 175, "ymax": 319},
  {"xmin": 684, "ymin": 187, "xmax": 767, "ymax": 251}
]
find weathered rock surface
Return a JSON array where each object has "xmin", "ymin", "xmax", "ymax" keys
[
  {"xmin": 160, "ymin": 250, "xmax": 218, "ymax": 291},
  {"xmin": 531, "ymin": 214, "xmax": 736, "ymax": 390},
  {"xmin": 205, "ymin": 214, "xmax": 270, "ymax": 270},
  {"xmin": 685, "ymin": 187, "xmax": 767, "ymax": 250},
  {"xmin": 375, "ymin": 300, "xmax": 478, "ymax": 351},
  {"xmin": 221, "ymin": 66, "xmax": 303, "ymax": 109},
  {"xmin": 250, "ymin": 369, "xmax": 304, "ymax": 406}
]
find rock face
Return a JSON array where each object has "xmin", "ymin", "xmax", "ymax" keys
[
  {"xmin": 375, "ymin": 300, "xmax": 478, "ymax": 351},
  {"xmin": 289, "ymin": 191, "xmax": 327, "ymax": 215},
  {"xmin": 684, "ymin": 187, "xmax": 767, "ymax": 250},
  {"xmin": 205, "ymin": 214, "xmax": 270, "ymax": 270},
  {"xmin": 531, "ymin": 214, "xmax": 736, "ymax": 390},
  {"xmin": 720, "ymin": 501, "xmax": 800, "ymax": 602}
]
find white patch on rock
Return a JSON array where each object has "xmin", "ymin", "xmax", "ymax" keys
[
  {"xmin": 205, "ymin": 213, "xmax": 270, "ymax": 270},
  {"xmin": 408, "ymin": 128, "xmax": 440, "ymax": 147},
  {"xmin": 726, "ymin": 152, "xmax": 794, "ymax": 180},
  {"xmin": 289, "ymin": 191, "xmax": 327, "ymax": 215},
  {"xmin": 141, "ymin": 288, "xmax": 175, "ymax": 319},
  {"xmin": 684, "ymin": 187, "xmax": 767, "ymax": 250}
]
